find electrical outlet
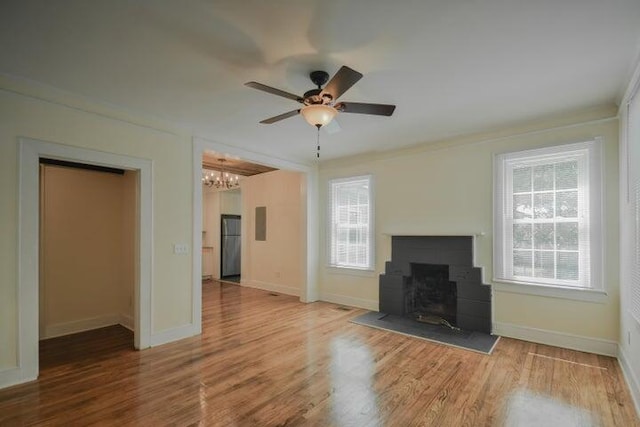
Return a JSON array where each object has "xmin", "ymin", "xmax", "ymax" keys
[
  {"xmin": 275, "ymin": 271, "xmax": 281, "ymax": 278},
  {"xmin": 173, "ymin": 243, "xmax": 189, "ymax": 255},
  {"xmin": 628, "ymin": 330, "xmax": 631, "ymax": 345}
]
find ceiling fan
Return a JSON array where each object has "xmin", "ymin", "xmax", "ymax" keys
[{"xmin": 245, "ymin": 66, "xmax": 396, "ymax": 128}]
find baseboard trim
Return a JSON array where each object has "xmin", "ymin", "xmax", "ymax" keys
[
  {"xmin": 42, "ymin": 314, "xmax": 121, "ymax": 339},
  {"xmin": 242, "ymin": 280, "xmax": 300, "ymax": 297},
  {"xmin": 119, "ymin": 313, "xmax": 134, "ymax": 331},
  {"xmin": 149, "ymin": 323, "xmax": 199, "ymax": 347},
  {"xmin": 493, "ymin": 321, "xmax": 618, "ymax": 356},
  {"xmin": 618, "ymin": 346, "xmax": 640, "ymax": 417},
  {"xmin": 0, "ymin": 366, "xmax": 37, "ymax": 390},
  {"xmin": 319, "ymin": 292, "xmax": 378, "ymax": 311}
]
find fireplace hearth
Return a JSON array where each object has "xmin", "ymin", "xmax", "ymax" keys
[{"xmin": 379, "ymin": 236, "xmax": 491, "ymax": 334}]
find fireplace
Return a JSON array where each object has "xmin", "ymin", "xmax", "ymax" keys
[
  {"xmin": 379, "ymin": 236, "xmax": 491, "ymax": 333},
  {"xmin": 408, "ymin": 263, "xmax": 457, "ymax": 325}
]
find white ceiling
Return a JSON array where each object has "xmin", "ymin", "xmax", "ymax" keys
[{"xmin": 2, "ymin": 0, "xmax": 640, "ymax": 163}]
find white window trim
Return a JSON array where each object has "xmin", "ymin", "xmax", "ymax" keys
[
  {"xmin": 327, "ymin": 174, "xmax": 375, "ymax": 271},
  {"xmin": 493, "ymin": 139, "xmax": 605, "ymax": 300}
]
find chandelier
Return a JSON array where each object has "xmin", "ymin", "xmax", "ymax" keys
[{"xmin": 202, "ymin": 158, "xmax": 240, "ymax": 189}]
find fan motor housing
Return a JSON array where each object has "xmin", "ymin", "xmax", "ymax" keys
[
  {"xmin": 309, "ymin": 70, "xmax": 329, "ymax": 87},
  {"xmin": 303, "ymin": 88, "xmax": 332, "ymax": 105}
]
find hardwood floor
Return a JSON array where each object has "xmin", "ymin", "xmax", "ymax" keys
[{"xmin": 0, "ymin": 281, "xmax": 638, "ymax": 426}]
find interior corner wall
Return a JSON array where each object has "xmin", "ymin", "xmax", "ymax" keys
[
  {"xmin": 40, "ymin": 165, "xmax": 133, "ymax": 338},
  {"xmin": 318, "ymin": 117, "xmax": 620, "ymax": 348},
  {"xmin": 240, "ymin": 170, "xmax": 304, "ymax": 296},
  {"xmin": 0, "ymin": 87, "xmax": 193, "ymax": 374}
]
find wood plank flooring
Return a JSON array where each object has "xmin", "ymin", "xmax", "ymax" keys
[{"xmin": 0, "ymin": 280, "xmax": 638, "ymax": 426}]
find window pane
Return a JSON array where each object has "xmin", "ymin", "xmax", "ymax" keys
[
  {"xmin": 513, "ymin": 194, "xmax": 532, "ymax": 219},
  {"xmin": 534, "ymin": 223, "xmax": 554, "ymax": 249},
  {"xmin": 513, "ymin": 224, "xmax": 532, "ymax": 249},
  {"xmin": 496, "ymin": 142, "xmax": 598, "ymax": 289},
  {"xmin": 337, "ymin": 206, "xmax": 348, "ymax": 223},
  {"xmin": 556, "ymin": 191, "xmax": 578, "ymax": 218},
  {"xmin": 557, "ymin": 251, "xmax": 579, "ymax": 280},
  {"xmin": 556, "ymin": 222, "xmax": 578, "ymax": 250},
  {"xmin": 534, "ymin": 164, "xmax": 554, "ymax": 191},
  {"xmin": 348, "ymin": 209, "xmax": 359, "ymax": 225},
  {"xmin": 556, "ymin": 161, "xmax": 578, "ymax": 190},
  {"xmin": 533, "ymin": 193, "xmax": 554, "ymax": 219},
  {"xmin": 513, "ymin": 167, "xmax": 531, "ymax": 192},
  {"xmin": 534, "ymin": 251, "xmax": 555, "ymax": 278},
  {"xmin": 513, "ymin": 250, "xmax": 533, "ymax": 277},
  {"xmin": 359, "ymin": 205, "xmax": 368, "ymax": 224},
  {"xmin": 330, "ymin": 176, "xmax": 372, "ymax": 269}
]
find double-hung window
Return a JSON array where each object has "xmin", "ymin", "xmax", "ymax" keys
[
  {"xmin": 494, "ymin": 140, "xmax": 603, "ymax": 292},
  {"xmin": 328, "ymin": 175, "xmax": 373, "ymax": 270}
]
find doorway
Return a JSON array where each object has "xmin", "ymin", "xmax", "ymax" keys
[
  {"xmin": 39, "ymin": 160, "xmax": 136, "ymax": 343},
  {"xmin": 15, "ymin": 138, "xmax": 153, "ymax": 387}
]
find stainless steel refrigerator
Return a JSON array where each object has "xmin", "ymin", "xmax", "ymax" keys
[{"xmin": 221, "ymin": 215, "xmax": 241, "ymax": 278}]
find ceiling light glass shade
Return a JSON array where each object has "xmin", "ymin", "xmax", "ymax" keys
[{"xmin": 300, "ymin": 104, "xmax": 337, "ymax": 127}]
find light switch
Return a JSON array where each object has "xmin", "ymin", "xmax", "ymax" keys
[{"xmin": 173, "ymin": 243, "xmax": 189, "ymax": 255}]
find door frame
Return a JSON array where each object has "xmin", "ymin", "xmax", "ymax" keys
[
  {"xmin": 14, "ymin": 137, "xmax": 152, "ymax": 386},
  {"xmin": 192, "ymin": 136, "xmax": 319, "ymax": 304}
]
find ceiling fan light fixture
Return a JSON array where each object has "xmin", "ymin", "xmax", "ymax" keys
[{"xmin": 301, "ymin": 104, "xmax": 337, "ymax": 127}]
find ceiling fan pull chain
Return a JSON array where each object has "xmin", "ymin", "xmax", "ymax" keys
[{"xmin": 316, "ymin": 125, "xmax": 321, "ymax": 159}]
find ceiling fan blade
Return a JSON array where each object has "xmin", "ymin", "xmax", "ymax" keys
[
  {"xmin": 335, "ymin": 102, "xmax": 396, "ymax": 116},
  {"xmin": 259, "ymin": 109, "xmax": 300, "ymax": 124},
  {"xmin": 245, "ymin": 81, "xmax": 303, "ymax": 103},
  {"xmin": 321, "ymin": 66, "xmax": 363, "ymax": 101}
]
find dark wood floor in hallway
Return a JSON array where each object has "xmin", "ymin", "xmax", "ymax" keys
[{"xmin": 0, "ymin": 280, "xmax": 638, "ymax": 426}]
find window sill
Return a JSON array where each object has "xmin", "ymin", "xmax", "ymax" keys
[
  {"xmin": 326, "ymin": 266, "xmax": 376, "ymax": 278},
  {"xmin": 492, "ymin": 279, "xmax": 607, "ymax": 303}
]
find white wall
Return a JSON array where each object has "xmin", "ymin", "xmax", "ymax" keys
[
  {"xmin": 319, "ymin": 110, "xmax": 620, "ymax": 354},
  {"xmin": 240, "ymin": 170, "xmax": 305, "ymax": 296},
  {"xmin": 619, "ymin": 76, "xmax": 640, "ymax": 413},
  {"xmin": 0, "ymin": 79, "xmax": 193, "ymax": 375},
  {"xmin": 39, "ymin": 165, "xmax": 135, "ymax": 338}
]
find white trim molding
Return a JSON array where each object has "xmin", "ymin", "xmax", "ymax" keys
[
  {"xmin": 319, "ymin": 292, "xmax": 379, "ymax": 312},
  {"xmin": 493, "ymin": 281, "xmax": 608, "ymax": 303},
  {"xmin": 120, "ymin": 313, "xmax": 134, "ymax": 332},
  {"xmin": 42, "ymin": 314, "xmax": 121, "ymax": 340},
  {"xmin": 618, "ymin": 346, "xmax": 640, "ymax": 417},
  {"xmin": 149, "ymin": 324, "xmax": 200, "ymax": 347},
  {"xmin": 493, "ymin": 321, "xmax": 618, "ymax": 357},
  {"xmin": 241, "ymin": 280, "xmax": 301, "ymax": 297}
]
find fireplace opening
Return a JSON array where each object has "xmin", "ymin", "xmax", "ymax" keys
[{"xmin": 409, "ymin": 263, "xmax": 457, "ymax": 326}]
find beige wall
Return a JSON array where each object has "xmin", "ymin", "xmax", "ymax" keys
[
  {"xmin": 319, "ymin": 114, "xmax": 620, "ymax": 343},
  {"xmin": 241, "ymin": 170, "xmax": 304, "ymax": 295},
  {"xmin": 40, "ymin": 165, "xmax": 135, "ymax": 338},
  {"xmin": 0, "ymin": 84, "xmax": 192, "ymax": 370}
]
